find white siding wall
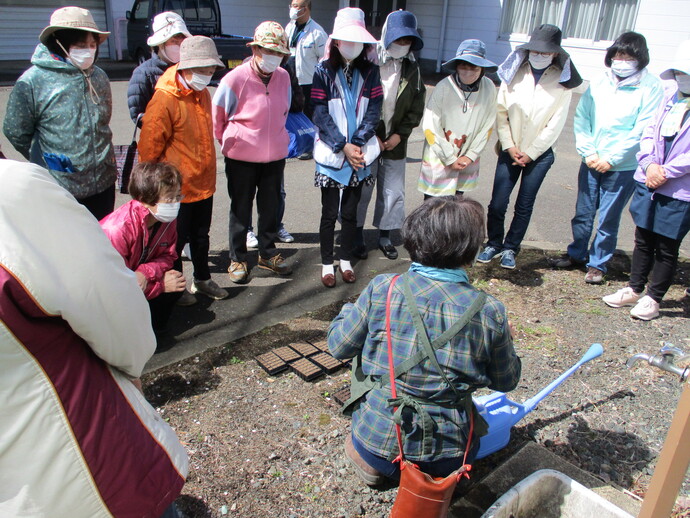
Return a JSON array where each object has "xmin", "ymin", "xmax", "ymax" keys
[
  {"xmin": 406, "ymin": 0, "xmax": 690, "ymax": 81},
  {"xmin": 0, "ymin": 5, "xmax": 110, "ymax": 61}
]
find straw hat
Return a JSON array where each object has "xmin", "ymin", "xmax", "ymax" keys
[
  {"xmin": 330, "ymin": 8, "xmax": 376, "ymax": 44},
  {"xmin": 39, "ymin": 6, "xmax": 110, "ymax": 45},
  {"xmin": 247, "ymin": 21, "xmax": 290, "ymax": 55},
  {"xmin": 147, "ymin": 12, "xmax": 192, "ymax": 47},
  {"xmin": 178, "ymin": 36, "xmax": 224, "ymax": 70}
]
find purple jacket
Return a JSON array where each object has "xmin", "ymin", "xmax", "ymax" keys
[{"xmin": 635, "ymin": 82, "xmax": 690, "ymax": 202}]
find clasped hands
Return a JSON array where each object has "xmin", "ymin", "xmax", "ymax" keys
[
  {"xmin": 645, "ymin": 163, "xmax": 668, "ymax": 189},
  {"xmin": 135, "ymin": 269, "xmax": 186, "ymax": 293},
  {"xmin": 507, "ymin": 146, "xmax": 533, "ymax": 168},
  {"xmin": 585, "ymin": 154, "xmax": 612, "ymax": 173}
]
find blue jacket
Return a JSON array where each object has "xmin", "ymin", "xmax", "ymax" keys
[
  {"xmin": 574, "ymin": 69, "xmax": 663, "ymax": 171},
  {"xmin": 311, "ymin": 58, "xmax": 382, "ymax": 178},
  {"xmin": 3, "ymin": 44, "xmax": 116, "ymax": 199},
  {"xmin": 127, "ymin": 54, "xmax": 170, "ymax": 123}
]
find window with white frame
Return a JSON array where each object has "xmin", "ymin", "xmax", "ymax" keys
[{"xmin": 500, "ymin": 0, "xmax": 640, "ymax": 42}]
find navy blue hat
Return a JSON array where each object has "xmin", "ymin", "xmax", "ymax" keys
[
  {"xmin": 383, "ymin": 10, "xmax": 423, "ymax": 51},
  {"xmin": 443, "ymin": 39, "xmax": 497, "ymax": 73}
]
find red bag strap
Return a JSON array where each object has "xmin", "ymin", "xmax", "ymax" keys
[{"xmin": 385, "ymin": 274, "xmax": 474, "ymax": 480}]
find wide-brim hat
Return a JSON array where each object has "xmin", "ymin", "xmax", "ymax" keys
[
  {"xmin": 178, "ymin": 35, "xmax": 224, "ymax": 70},
  {"xmin": 383, "ymin": 10, "xmax": 423, "ymax": 51},
  {"xmin": 39, "ymin": 6, "xmax": 110, "ymax": 45},
  {"xmin": 517, "ymin": 24, "xmax": 564, "ymax": 54},
  {"xmin": 443, "ymin": 39, "xmax": 497, "ymax": 72},
  {"xmin": 330, "ymin": 7, "xmax": 376, "ymax": 44},
  {"xmin": 247, "ymin": 21, "xmax": 290, "ymax": 55},
  {"xmin": 147, "ymin": 12, "xmax": 192, "ymax": 47}
]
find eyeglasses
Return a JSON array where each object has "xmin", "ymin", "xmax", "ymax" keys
[{"xmin": 160, "ymin": 194, "xmax": 184, "ymax": 203}]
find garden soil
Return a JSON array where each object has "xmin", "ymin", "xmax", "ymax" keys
[{"xmin": 142, "ymin": 249, "xmax": 690, "ymax": 518}]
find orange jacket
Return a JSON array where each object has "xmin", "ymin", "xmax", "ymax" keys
[{"xmin": 139, "ymin": 65, "xmax": 216, "ymax": 203}]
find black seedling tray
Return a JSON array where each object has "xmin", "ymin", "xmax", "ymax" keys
[
  {"xmin": 310, "ymin": 352, "xmax": 344, "ymax": 374},
  {"xmin": 273, "ymin": 346, "xmax": 302, "ymax": 363},
  {"xmin": 255, "ymin": 351, "xmax": 288, "ymax": 376},
  {"xmin": 290, "ymin": 357, "xmax": 324, "ymax": 381},
  {"xmin": 332, "ymin": 385, "xmax": 351, "ymax": 406},
  {"xmin": 289, "ymin": 341, "xmax": 319, "ymax": 357}
]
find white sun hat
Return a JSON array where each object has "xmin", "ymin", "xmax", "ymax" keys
[
  {"xmin": 330, "ymin": 7, "xmax": 376, "ymax": 44},
  {"xmin": 147, "ymin": 12, "xmax": 192, "ymax": 47}
]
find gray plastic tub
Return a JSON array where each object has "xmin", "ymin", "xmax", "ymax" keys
[{"xmin": 481, "ymin": 469, "xmax": 634, "ymax": 518}]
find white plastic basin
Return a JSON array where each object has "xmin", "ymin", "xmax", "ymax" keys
[{"xmin": 480, "ymin": 469, "xmax": 635, "ymax": 518}]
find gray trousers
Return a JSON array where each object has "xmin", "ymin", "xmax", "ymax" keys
[{"xmin": 357, "ymin": 157, "xmax": 406, "ymax": 230}]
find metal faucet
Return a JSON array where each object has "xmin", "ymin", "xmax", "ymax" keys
[{"xmin": 627, "ymin": 342, "xmax": 690, "ymax": 382}]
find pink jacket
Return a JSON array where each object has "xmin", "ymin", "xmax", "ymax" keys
[
  {"xmin": 212, "ymin": 61, "xmax": 291, "ymax": 163},
  {"xmin": 100, "ymin": 199, "xmax": 178, "ymax": 299}
]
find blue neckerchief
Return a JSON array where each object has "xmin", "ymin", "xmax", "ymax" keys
[
  {"xmin": 409, "ymin": 262, "xmax": 469, "ymax": 283},
  {"xmin": 316, "ymin": 67, "xmax": 370, "ymax": 185}
]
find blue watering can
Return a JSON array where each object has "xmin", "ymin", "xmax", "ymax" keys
[{"xmin": 473, "ymin": 342, "xmax": 604, "ymax": 459}]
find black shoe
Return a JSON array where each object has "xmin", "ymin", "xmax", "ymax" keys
[
  {"xmin": 379, "ymin": 243, "xmax": 398, "ymax": 260},
  {"xmin": 298, "ymin": 151, "xmax": 313, "ymax": 160},
  {"xmin": 351, "ymin": 244, "xmax": 368, "ymax": 260}
]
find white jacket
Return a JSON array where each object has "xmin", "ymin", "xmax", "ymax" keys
[
  {"xmin": 496, "ymin": 62, "xmax": 572, "ymax": 160},
  {"xmin": 0, "ymin": 160, "xmax": 188, "ymax": 517},
  {"xmin": 286, "ymin": 18, "xmax": 328, "ymax": 85}
]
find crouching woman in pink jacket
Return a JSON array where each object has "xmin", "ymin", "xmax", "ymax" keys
[{"xmin": 100, "ymin": 162, "xmax": 186, "ymax": 335}]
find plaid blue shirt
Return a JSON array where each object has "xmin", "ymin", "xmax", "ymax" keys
[{"xmin": 328, "ymin": 271, "xmax": 521, "ymax": 461}]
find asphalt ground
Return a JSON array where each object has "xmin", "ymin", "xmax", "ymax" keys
[{"xmin": 0, "ymin": 62, "xmax": 687, "ymax": 373}]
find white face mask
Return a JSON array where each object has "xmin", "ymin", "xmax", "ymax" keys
[
  {"xmin": 258, "ymin": 53, "xmax": 283, "ymax": 74},
  {"xmin": 387, "ymin": 42, "xmax": 411, "ymax": 59},
  {"xmin": 458, "ymin": 68, "xmax": 482, "ymax": 85},
  {"xmin": 289, "ymin": 7, "xmax": 302, "ymax": 20},
  {"xmin": 528, "ymin": 52, "xmax": 553, "ymax": 70},
  {"xmin": 160, "ymin": 43, "xmax": 181, "ymax": 64},
  {"xmin": 338, "ymin": 41, "xmax": 364, "ymax": 62},
  {"xmin": 68, "ymin": 48, "xmax": 96, "ymax": 70},
  {"xmin": 151, "ymin": 202, "xmax": 180, "ymax": 223},
  {"xmin": 676, "ymin": 73, "xmax": 690, "ymax": 95},
  {"xmin": 188, "ymin": 72, "xmax": 212, "ymax": 91},
  {"xmin": 611, "ymin": 59, "xmax": 638, "ymax": 78}
]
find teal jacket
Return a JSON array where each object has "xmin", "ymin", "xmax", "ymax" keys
[
  {"xmin": 3, "ymin": 44, "xmax": 117, "ymax": 199},
  {"xmin": 574, "ymin": 69, "xmax": 663, "ymax": 172}
]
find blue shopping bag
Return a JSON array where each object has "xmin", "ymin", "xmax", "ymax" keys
[{"xmin": 285, "ymin": 112, "xmax": 316, "ymax": 159}]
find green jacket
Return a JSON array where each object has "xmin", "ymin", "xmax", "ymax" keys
[
  {"xmin": 376, "ymin": 57, "xmax": 426, "ymax": 160},
  {"xmin": 3, "ymin": 44, "xmax": 116, "ymax": 199}
]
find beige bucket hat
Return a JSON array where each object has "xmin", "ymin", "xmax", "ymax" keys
[
  {"xmin": 178, "ymin": 35, "xmax": 224, "ymax": 70},
  {"xmin": 39, "ymin": 6, "xmax": 110, "ymax": 45}
]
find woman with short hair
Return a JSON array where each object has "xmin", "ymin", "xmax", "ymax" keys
[
  {"xmin": 328, "ymin": 196, "xmax": 521, "ymax": 484},
  {"xmin": 554, "ymin": 32, "xmax": 663, "ymax": 284},
  {"xmin": 603, "ymin": 41, "xmax": 690, "ymax": 320},
  {"xmin": 3, "ymin": 6, "xmax": 116, "ymax": 220}
]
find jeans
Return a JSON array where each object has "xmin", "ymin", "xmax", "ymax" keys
[
  {"xmin": 351, "ymin": 433, "xmax": 479, "ymax": 480},
  {"xmin": 225, "ymin": 157, "xmax": 285, "ymax": 262},
  {"xmin": 320, "ymin": 184, "xmax": 363, "ymax": 264},
  {"xmin": 566, "ymin": 164, "xmax": 636, "ymax": 273},
  {"xmin": 629, "ymin": 226, "xmax": 682, "ymax": 302},
  {"xmin": 487, "ymin": 149, "xmax": 554, "ymax": 252}
]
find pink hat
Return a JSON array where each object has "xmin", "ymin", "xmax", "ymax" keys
[{"xmin": 330, "ymin": 8, "xmax": 376, "ymax": 44}]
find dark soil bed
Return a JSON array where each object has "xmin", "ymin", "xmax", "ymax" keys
[{"xmin": 142, "ymin": 249, "xmax": 690, "ymax": 517}]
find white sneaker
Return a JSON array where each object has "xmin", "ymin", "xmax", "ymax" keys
[
  {"xmin": 630, "ymin": 295, "xmax": 660, "ymax": 320},
  {"xmin": 277, "ymin": 227, "xmax": 295, "ymax": 243},
  {"xmin": 191, "ymin": 279, "xmax": 229, "ymax": 300},
  {"xmin": 602, "ymin": 287, "xmax": 641, "ymax": 308},
  {"xmin": 246, "ymin": 230, "xmax": 258, "ymax": 249}
]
